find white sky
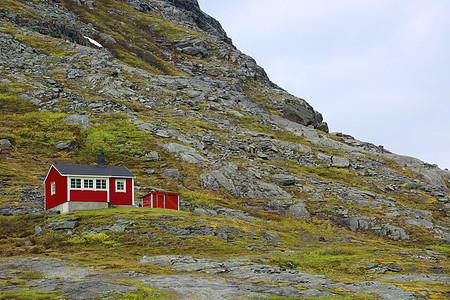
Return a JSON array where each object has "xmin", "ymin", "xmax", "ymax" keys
[{"xmin": 199, "ymin": 0, "xmax": 450, "ymax": 170}]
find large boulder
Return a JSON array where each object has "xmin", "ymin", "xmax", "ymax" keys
[
  {"xmin": 270, "ymin": 174, "xmax": 296, "ymax": 186},
  {"xmin": 45, "ymin": 218, "xmax": 79, "ymax": 230},
  {"xmin": 161, "ymin": 168, "xmax": 182, "ymax": 178},
  {"xmin": 283, "ymin": 99, "xmax": 327, "ymax": 132}
]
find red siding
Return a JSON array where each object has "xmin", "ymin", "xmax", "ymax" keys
[
  {"xmin": 70, "ymin": 190, "xmax": 107, "ymax": 202},
  {"xmin": 142, "ymin": 192, "xmax": 179, "ymax": 210},
  {"xmin": 143, "ymin": 195, "xmax": 152, "ymax": 207},
  {"xmin": 45, "ymin": 167, "xmax": 67, "ymax": 210},
  {"xmin": 165, "ymin": 194, "xmax": 179, "ymax": 210},
  {"xmin": 109, "ymin": 178, "xmax": 133, "ymax": 205}
]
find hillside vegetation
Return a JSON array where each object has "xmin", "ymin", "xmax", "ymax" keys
[{"xmin": 0, "ymin": 0, "xmax": 449, "ymax": 299}]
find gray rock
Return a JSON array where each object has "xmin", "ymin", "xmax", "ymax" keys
[
  {"xmin": 154, "ymin": 129, "xmax": 170, "ymax": 138},
  {"xmin": 404, "ymin": 218, "xmax": 433, "ymax": 229},
  {"xmin": 45, "ymin": 218, "xmax": 79, "ymax": 230},
  {"xmin": 442, "ymin": 234, "xmax": 450, "ymax": 244},
  {"xmin": 0, "ymin": 139, "xmax": 12, "ymax": 148},
  {"xmin": 144, "ymin": 169, "xmax": 155, "ymax": 175},
  {"xmin": 137, "ymin": 122, "xmax": 154, "ymax": 133},
  {"xmin": 34, "ymin": 225, "xmax": 43, "ymax": 236},
  {"xmin": 200, "ymin": 170, "xmax": 238, "ymax": 195},
  {"xmin": 63, "ymin": 114, "xmax": 93, "ymax": 129},
  {"xmin": 270, "ymin": 174, "xmax": 296, "ymax": 186},
  {"xmin": 282, "ymin": 98, "xmax": 324, "ymax": 129},
  {"xmin": 192, "ymin": 208, "xmax": 211, "ymax": 217},
  {"xmin": 67, "ymin": 68, "xmax": 85, "ymax": 79},
  {"xmin": 288, "ymin": 202, "xmax": 311, "ymax": 220},
  {"xmin": 162, "ymin": 143, "xmax": 205, "ymax": 164},
  {"xmin": 109, "ymin": 218, "xmax": 137, "ymax": 232},
  {"xmin": 336, "ymin": 216, "xmax": 410, "ymax": 241},
  {"xmin": 55, "ymin": 141, "xmax": 71, "ymax": 150},
  {"xmin": 98, "ymin": 32, "xmax": 116, "ymax": 44},
  {"xmin": 161, "ymin": 168, "xmax": 182, "ymax": 178},
  {"xmin": 331, "ymin": 156, "xmax": 350, "ymax": 168},
  {"xmin": 145, "ymin": 151, "xmax": 159, "ymax": 162}
]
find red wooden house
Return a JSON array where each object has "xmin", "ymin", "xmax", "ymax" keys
[
  {"xmin": 142, "ymin": 191, "xmax": 180, "ymax": 210},
  {"xmin": 44, "ymin": 157, "xmax": 135, "ymax": 214}
]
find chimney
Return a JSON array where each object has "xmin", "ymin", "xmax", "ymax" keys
[{"xmin": 97, "ymin": 153, "xmax": 105, "ymax": 168}]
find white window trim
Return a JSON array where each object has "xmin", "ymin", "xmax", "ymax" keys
[
  {"xmin": 50, "ymin": 182, "xmax": 56, "ymax": 195},
  {"xmin": 71, "ymin": 178, "xmax": 82, "ymax": 189},
  {"xmin": 95, "ymin": 179, "xmax": 107, "ymax": 190},
  {"xmin": 69, "ymin": 177, "xmax": 108, "ymax": 191},
  {"xmin": 83, "ymin": 179, "xmax": 94, "ymax": 189},
  {"xmin": 116, "ymin": 179, "xmax": 126, "ymax": 193}
]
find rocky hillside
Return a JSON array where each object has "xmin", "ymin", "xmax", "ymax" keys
[{"xmin": 0, "ymin": 0, "xmax": 449, "ymax": 299}]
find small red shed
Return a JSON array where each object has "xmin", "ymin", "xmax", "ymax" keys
[
  {"xmin": 142, "ymin": 191, "xmax": 180, "ymax": 210},
  {"xmin": 43, "ymin": 156, "xmax": 135, "ymax": 214}
]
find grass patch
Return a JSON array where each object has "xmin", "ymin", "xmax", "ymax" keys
[
  {"xmin": 117, "ymin": 285, "xmax": 176, "ymax": 300},
  {"xmin": 275, "ymin": 245, "xmax": 373, "ymax": 280},
  {"xmin": 17, "ymin": 270, "xmax": 44, "ymax": 280},
  {"xmin": 0, "ymin": 84, "xmax": 36, "ymax": 114},
  {"xmin": 15, "ymin": 33, "xmax": 76, "ymax": 57},
  {"xmin": 3, "ymin": 111, "xmax": 78, "ymax": 156},
  {"xmin": 0, "ymin": 290, "xmax": 61, "ymax": 300}
]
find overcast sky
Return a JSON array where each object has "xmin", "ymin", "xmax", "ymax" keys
[{"xmin": 199, "ymin": 0, "xmax": 450, "ymax": 170}]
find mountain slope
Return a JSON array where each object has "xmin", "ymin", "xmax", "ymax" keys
[{"xmin": 0, "ymin": 0, "xmax": 449, "ymax": 299}]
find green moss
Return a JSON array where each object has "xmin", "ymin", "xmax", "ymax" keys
[
  {"xmin": 275, "ymin": 246, "xmax": 372, "ymax": 278},
  {"xmin": 15, "ymin": 34, "xmax": 76, "ymax": 57},
  {"xmin": 17, "ymin": 270, "xmax": 44, "ymax": 280},
  {"xmin": 117, "ymin": 286, "xmax": 176, "ymax": 300},
  {"xmin": 3, "ymin": 111, "xmax": 78, "ymax": 155},
  {"xmin": 76, "ymin": 116, "xmax": 152, "ymax": 165},
  {"xmin": 0, "ymin": 83, "xmax": 36, "ymax": 114},
  {"xmin": 0, "ymin": 290, "xmax": 61, "ymax": 300}
]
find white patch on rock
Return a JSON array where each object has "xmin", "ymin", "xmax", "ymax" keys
[{"xmin": 84, "ymin": 36, "xmax": 103, "ymax": 48}]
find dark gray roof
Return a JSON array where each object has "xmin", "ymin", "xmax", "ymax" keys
[{"xmin": 52, "ymin": 163, "xmax": 135, "ymax": 178}]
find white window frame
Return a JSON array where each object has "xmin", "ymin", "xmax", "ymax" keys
[
  {"xmin": 70, "ymin": 177, "xmax": 108, "ymax": 191},
  {"xmin": 96, "ymin": 179, "xmax": 107, "ymax": 190},
  {"xmin": 71, "ymin": 178, "xmax": 81, "ymax": 189},
  {"xmin": 50, "ymin": 182, "xmax": 56, "ymax": 195},
  {"xmin": 83, "ymin": 179, "xmax": 94, "ymax": 189},
  {"xmin": 116, "ymin": 180, "xmax": 126, "ymax": 193}
]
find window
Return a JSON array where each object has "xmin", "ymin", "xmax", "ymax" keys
[
  {"xmin": 116, "ymin": 180, "xmax": 126, "ymax": 192},
  {"xmin": 50, "ymin": 182, "xmax": 56, "ymax": 195},
  {"xmin": 70, "ymin": 178, "xmax": 107, "ymax": 190},
  {"xmin": 96, "ymin": 179, "xmax": 107, "ymax": 190},
  {"xmin": 71, "ymin": 178, "xmax": 81, "ymax": 189},
  {"xmin": 83, "ymin": 179, "xmax": 94, "ymax": 189}
]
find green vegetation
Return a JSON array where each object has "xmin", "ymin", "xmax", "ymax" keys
[
  {"xmin": 275, "ymin": 246, "xmax": 371, "ymax": 278},
  {"xmin": 0, "ymin": 83, "xmax": 36, "ymax": 114},
  {"xmin": 15, "ymin": 34, "xmax": 76, "ymax": 57},
  {"xmin": 3, "ymin": 111, "xmax": 77, "ymax": 156},
  {"xmin": 0, "ymin": 290, "xmax": 61, "ymax": 300}
]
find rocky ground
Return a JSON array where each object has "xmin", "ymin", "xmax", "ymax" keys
[{"xmin": 2, "ymin": 255, "xmax": 448, "ymax": 299}]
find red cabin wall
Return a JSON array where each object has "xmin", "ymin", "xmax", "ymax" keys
[
  {"xmin": 142, "ymin": 192, "xmax": 179, "ymax": 210},
  {"xmin": 45, "ymin": 167, "xmax": 67, "ymax": 210},
  {"xmin": 109, "ymin": 178, "xmax": 133, "ymax": 205},
  {"xmin": 70, "ymin": 190, "xmax": 107, "ymax": 202},
  {"xmin": 165, "ymin": 194, "xmax": 179, "ymax": 210},
  {"xmin": 143, "ymin": 194, "xmax": 152, "ymax": 207}
]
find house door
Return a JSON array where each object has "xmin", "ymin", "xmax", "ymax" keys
[{"xmin": 156, "ymin": 194, "xmax": 165, "ymax": 208}]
